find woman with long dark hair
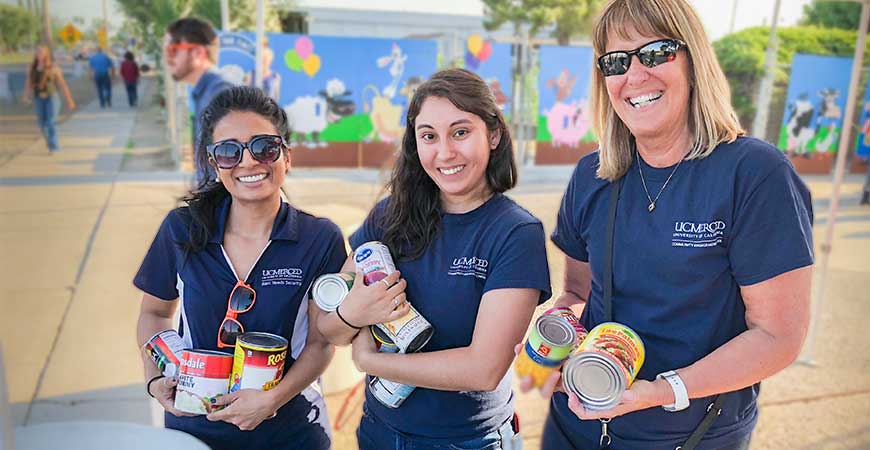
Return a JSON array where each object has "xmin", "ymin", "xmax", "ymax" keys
[
  {"xmin": 21, "ymin": 46, "xmax": 76, "ymax": 153},
  {"xmin": 134, "ymin": 86, "xmax": 343, "ymax": 450},
  {"xmin": 318, "ymin": 68, "xmax": 552, "ymax": 449}
]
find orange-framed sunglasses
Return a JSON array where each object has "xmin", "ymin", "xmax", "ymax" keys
[
  {"xmin": 217, "ymin": 280, "xmax": 256, "ymax": 348},
  {"xmin": 164, "ymin": 42, "xmax": 203, "ymax": 58}
]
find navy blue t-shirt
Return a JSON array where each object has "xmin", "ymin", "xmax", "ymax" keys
[
  {"xmin": 349, "ymin": 193, "xmax": 553, "ymax": 442},
  {"xmin": 134, "ymin": 197, "xmax": 346, "ymax": 450},
  {"xmin": 549, "ymin": 137, "xmax": 814, "ymax": 450}
]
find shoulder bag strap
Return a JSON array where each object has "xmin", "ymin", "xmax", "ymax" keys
[{"xmin": 603, "ymin": 178, "xmax": 621, "ymax": 322}]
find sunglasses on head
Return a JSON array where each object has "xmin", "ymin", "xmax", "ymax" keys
[
  {"xmin": 206, "ymin": 134, "xmax": 287, "ymax": 170},
  {"xmin": 217, "ymin": 280, "xmax": 256, "ymax": 348},
  {"xmin": 164, "ymin": 42, "xmax": 202, "ymax": 58},
  {"xmin": 597, "ymin": 39, "xmax": 686, "ymax": 77}
]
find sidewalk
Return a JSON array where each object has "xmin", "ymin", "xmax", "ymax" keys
[{"xmin": 0, "ymin": 84, "xmax": 868, "ymax": 449}]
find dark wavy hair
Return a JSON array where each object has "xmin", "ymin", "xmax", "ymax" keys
[
  {"xmin": 181, "ymin": 86, "xmax": 290, "ymax": 252},
  {"xmin": 380, "ymin": 68, "xmax": 517, "ymax": 260}
]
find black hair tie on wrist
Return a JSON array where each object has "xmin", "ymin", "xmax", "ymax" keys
[
  {"xmin": 146, "ymin": 375, "xmax": 165, "ymax": 398},
  {"xmin": 335, "ymin": 304, "xmax": 362, "ymax": 330}
]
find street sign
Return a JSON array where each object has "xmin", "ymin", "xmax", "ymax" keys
[
  {"xmin": 59, "ymin": 23, "xmax": 82, "ymax": 47},
  {"xmin": 97, "ymin": 27, "xmax": 108, "ymax": 50}
]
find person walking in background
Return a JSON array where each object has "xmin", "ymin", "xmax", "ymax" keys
[
  {"xmin": 88, "ymin": 47, "xmax": 114, "ymax": 108},
  {"xmin": 120, "ymin": 51, "xmax": 140, "ymax": 107},
  {"xmin": 164, "ymin": 17, "xmax": 234, "ymax": 186},
  {"xmin": 21, "ymin": 46, "xmax": 76, "ymax": 153}
]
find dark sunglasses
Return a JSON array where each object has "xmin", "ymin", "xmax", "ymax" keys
[
  {"xmin": 206, "ymin": 134, "xmax": 287, "ymax": 170},
  {"xmin": 217, "ymin": 280, "xmax": 256, "ymax": 348},
  {"xmin": 597, "ymin": 39, "xmax": 686, "ymax": 77}
]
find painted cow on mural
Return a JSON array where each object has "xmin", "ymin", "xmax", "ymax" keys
[
  {"xmin": 284, "ymin": 78, "xmax": 355, "ymax": 148},
  {"xmin": 544, "ymin": 70, "xmax": 591, "ymax": 148},
  {"xmin": 785, "ymin": 94, "xmax": 815, "ymax": 156},
  {"xmin": 363, "ymin": 44, "xmax": 408, "ymax": 143},
  {"xmin": 814, "ymin": 88, "xmax": 841, "ymax": 153}
]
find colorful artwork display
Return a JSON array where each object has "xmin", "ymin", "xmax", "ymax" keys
[
  {"xmin": 463, "ymin": 34, "xmax": 513, "ymax": 113},
  {"xmin": 536, "ymin": 45, "xmax": 597, "ymax": 147},
  {"xmin": 856, "ymin": 77, "xmax": 870, "ymax": 159},
  {"xmin": 218, "ymin": 32, "xmax": 438, "ymax": 147},
  {"xmin": 779, "ymin": 54, "xmax": 853, "ymax": 156}
]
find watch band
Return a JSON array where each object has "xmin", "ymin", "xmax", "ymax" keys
[{"xmin": 657, "ymin": 370, "xmax": 689, "ymax": 412}]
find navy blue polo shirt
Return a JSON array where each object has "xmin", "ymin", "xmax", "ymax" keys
[
  {"xmin": 349, "ymin": 193, "xmax": 552, "ymax": 442},
  {"xmin": 549, "ymin": 137, "xmax": 813, "ymax": 450},
  {"xmin": 134, "ymin": 197, "xmax": 346, "ymax": 450}
]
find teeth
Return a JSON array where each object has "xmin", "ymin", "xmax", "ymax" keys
[
  {"xmin": 439, "ymin": 165, "xmax": 465, "ymax": 175},
  {"xmin": 629, "ymin": 92, "xmax": 663, "ymax": 108},
  {"xmin": 238, "ymin": 173, "xmax": 267, "ymax": 183}
]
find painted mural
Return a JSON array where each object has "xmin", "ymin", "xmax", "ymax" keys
[
  {"xmin": 536, "ymin": 45, "xmax": 596, "ymax": 148},
  {"xmin": 856, "ymin": 77, "xmax": 870, "ymax": 159},
  {"xmin": 218, "ymin": 32, "xmax": 438, "ymax": 148},
  {"xmin": 463, "ymin": 34, "xmax": 513, "ymax": 114},
  {"xmin": 779, "ymin": 54, "xmax": 853, "ymax": 157}
]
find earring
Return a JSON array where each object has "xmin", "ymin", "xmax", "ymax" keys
[{"xmin": 214, "ymin": 174, "xmax": 220, "ymax": 183}]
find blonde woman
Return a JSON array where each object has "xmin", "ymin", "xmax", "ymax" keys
[
  {"xmin": 21, "ymin": 46, "xmax": 76, "ymax": 153},
  {"xmin": 529, "ymin": 1, "xmax": 814, "ymax": 449}
]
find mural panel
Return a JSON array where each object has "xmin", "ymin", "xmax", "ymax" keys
[{"xmin": 462, "ymin": 34, "xmax": 513, "ymax": 114}]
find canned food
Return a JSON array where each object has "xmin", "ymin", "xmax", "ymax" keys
[
  {"xmin": 175, "ymin": 349, "xmax": 233, "ymax": 414},
  {"xmin": 312, "ymin": 272, "xmax": 355, "ymax": 311},
  {"xmin": 542, "ymin": 306, "xmax": 589, "ymax": 348},
  {"xmin": 230, "ymin": 332, "xmax": 288, "ymax": 392},
  {"xmin": 371, "ymin": 325, "xmax": 399, "ymax": 353},
  {"xmin": 514, "ymin": 314, "xmax": 577, "ymax": 388},
  {"xmin": 143, "ymin": 329, "xmax": 185, "ymax": 377},
  {"xmin": 354, "ymin": 241, "xmax": 434, "ymax": 353},
  {"xmin": 562, "ymin": 322, "xmax": 645, "ymax": 411}
]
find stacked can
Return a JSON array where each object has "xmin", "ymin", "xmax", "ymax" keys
[
  {"xmin": 230, "ymin": 332, "xmax": 288, "ymax": 393},
  {"xmin": 143, "ymin": 329, "xmax": 185, "ymax": 377},
  {"xmin": 312, "ymin": 272, "xmax": 356, "ymax": 312},
  {"xmin": 542, "ymin": 306, "xmax": 588, "ymax": 348},
  {"xmin": 174, "ymin": 349, "xmax": 234, "ymax": 414},
  {"xmin": 514, "ymin": 314, "xmax": 578, "ymax": 388},
  {"xmin": 368, "ymin": 326, "xmax": 416, "ymax": 408},
  {"xmin": 562, "ymin": 322, "xmax": 645, "ymax": 411},
  {"xmin": 354, "ymin": 241, "xmax": 434, "ymax": 353}
]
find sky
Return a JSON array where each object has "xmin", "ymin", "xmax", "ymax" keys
[{"xmin": 2, "ymin": 0, "xmax": 815, "ymax": 41}]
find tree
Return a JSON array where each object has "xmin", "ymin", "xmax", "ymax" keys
[
  {"xmin": 800, "ymin": 2, "xmax": 861, "ymax": 30},
  {"xmin": 0, "ymin": 4, "xmax": 37, "ymax": 51},
  {"xmin": 190, "ymin": 0, "xmax": 283, "ymax": 33},
  {"xmin": 545, "ymin": 0, "xmax": 606, "ymax": 45}
]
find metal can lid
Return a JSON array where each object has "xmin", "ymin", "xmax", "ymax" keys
[
  {"xmin": 536, "ymin": 315, "xmax": 576, "ymax": 347},
  {"xmin": 563, "ymin": 353, "xmax": 625, "ymax": 407},
  {"xmin": 237, "ymin": 332, "xmax": 289, "ymax": 350},
  {"xmin": 370, "ymin": 325, "xmax": 396, "ymax": 346},
  {"xmin": 313, "ymin": 274, "xmax": 350, "ymax": 311}
]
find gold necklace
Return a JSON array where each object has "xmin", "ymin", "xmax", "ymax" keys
[{"xmin": 636, "ymin": 150, "xmax": 685, "ymax": 213}]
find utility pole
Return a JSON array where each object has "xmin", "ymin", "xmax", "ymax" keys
[
  {"xmin": 728, "ymin": 0, "xmax": 739, "ymax": 35},
  {"xmin": 220, "ymin": 0, "xmax": 230, "ymax": 31},
  {"xmin": 750, "ymin": 0, "xmax": 782, "ymax": 140},
  {"xmin": 255, "ymin": 0, "xmax": 265, "ymax": 89},
  {"xmin": 41, "ymin": 0, "xmax": 52, "ymax": 47}
]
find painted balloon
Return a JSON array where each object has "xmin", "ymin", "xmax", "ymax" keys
[
  {"xmin": 295, "ymin": 36, "xmax": 313, "ymax": 60},
  {"xmin": 465, "ymin": 51, "xmax": 480, "ymax": 70},
  {"xmin": 285, "ymin": 49, "xmax": 303, "ymax": 72},
  {"xmin": 303, "ymin": 54, "xmax": 321, "ymax": 77},
  {"xmin": 478, "ymin": 40, "xmax": 493, "ymax": 62},
  {"xmin": 467, "ymin": 35, "xmax": 483, "ymax": 56}
]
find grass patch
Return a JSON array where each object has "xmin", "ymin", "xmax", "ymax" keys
[{"xmin": 0, "ymin": 52, "xmax": 31, "ymax": 65}]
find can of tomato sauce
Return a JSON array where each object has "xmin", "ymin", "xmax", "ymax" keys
[
  {"xmin": 312, "ymin": 272, "xmax": 356, "ymax": 312},
  {"xmin": 174, "ymin": 349, "xmax": 233, "ymax": 414},
  {"xmin": 561, "ymin": 322, "xmax": 645, "ymax": 411},
  {"xmin": 230, "ymin": 332, "xmax": 288, "ymax": 392},
  {"xmin": 354, "ymin": 241, "xmax": 434, "ymax": 353},
  {"xmin": 143, "ymin": 329, "xmax": 185, "ymax": 377},
  {"xmin": 514, "ymin": 314, "xmax": 577, "ymax": 388}
]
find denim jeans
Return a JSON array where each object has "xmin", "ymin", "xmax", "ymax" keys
[
  {"xmin": 95, "ymin": 74, "xmax": 112, "ymax": 107},
  {"xmin": 357, "ymin": 408, "xmax": 518, "ymax": 450},
  {"xmin": 34, "ymin": 96, "xmax": 58, "ymax": 151},
  {"xmin": 125, "ymin": 81, "xmax": 138, "ymax": 107}
]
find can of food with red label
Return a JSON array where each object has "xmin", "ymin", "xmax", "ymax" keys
[
  {"xmin": 230, "ymin": 332, "xmax": 288, "ymax": 392},
  {"xmin": 143, "ymin": 329, "xmax": 185, "ymax": 377},
  {"xmin": 174, "ymin": 349, "xmax": 233, "ymax": 414},
  {"xmin": 514, "ymin": 314, "xmax": 577, "ymax": 388},
  {"xmin": 312, "ymin": 272, "xmax": 356, "ymax": 311},
  {"xmin": 354, "ymin": 241, "xmax": 434, "ymax": 353},
  {"xmin": 562, "ymin": 322, "xmax": 645, "ymax": 411},
  {"xmin": 542, "ymin": 306, "xmax": 588, "ymax": 348}
]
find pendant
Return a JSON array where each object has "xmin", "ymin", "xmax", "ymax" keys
[{"xmin": 648, "ymin": 202, "xmax": 655, "ymax": 212}]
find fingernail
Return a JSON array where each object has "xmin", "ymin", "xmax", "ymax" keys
[
  {"xmin": 170, "ymin": 377, "xmax": 177, "ymax": 383},
  {"xmin": 210, "ymin": 398, "xmax": 216, "ymax": 404}
]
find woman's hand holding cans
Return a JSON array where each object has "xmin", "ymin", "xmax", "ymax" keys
[
  {"xmin": 339, "ymin": 270, "xmax": 411, "ymax": 327},
  {"xmin": 151, "ymin": 376, "xmax": 196, "ymax": 417}
]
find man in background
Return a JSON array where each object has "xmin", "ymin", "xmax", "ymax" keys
[{"xmin": 88, "ymin": 47, "xmax": 114, "ymax": 108}]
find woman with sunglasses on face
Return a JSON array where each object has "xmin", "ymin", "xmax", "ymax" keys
[
  {"xmin": 316, "ymin": 68, "xmax": 552, "ymax": 450},
  {"xmin": 134, "ymin": 86, "xmax": 343, "ymax": 450},
  {"xmin": 526, "ymin": 1, "xmax": 814, "ymax": 449}
]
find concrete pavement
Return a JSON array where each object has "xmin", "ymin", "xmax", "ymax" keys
[{"xmin": 0, "ymin": 80, "xmax": 868, "ymax": 449}]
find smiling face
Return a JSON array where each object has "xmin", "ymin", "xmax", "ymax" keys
[
  {"xmin": 414, "ymin": 96, "xmax": 500, "ymax": 213},
  {"xmin": 604, "ymin": 26, "xmax": 692, "ymax": 144},
  {"xmin": 211, "ymin": 110, "xmax": 289, "ymax": 204}
]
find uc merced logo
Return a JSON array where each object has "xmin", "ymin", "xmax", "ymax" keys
[
  {"xmin": 448, "ymin": 256, "xmax": 489, "ymax": 279},
  {"xmin": 672, "ymin": 220, "xmax": 726, "ymax": 248}
]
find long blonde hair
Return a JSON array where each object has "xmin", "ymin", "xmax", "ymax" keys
[{"xmin": 590, "ymin": 0, "xmax": 743, "ymax": 181}]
